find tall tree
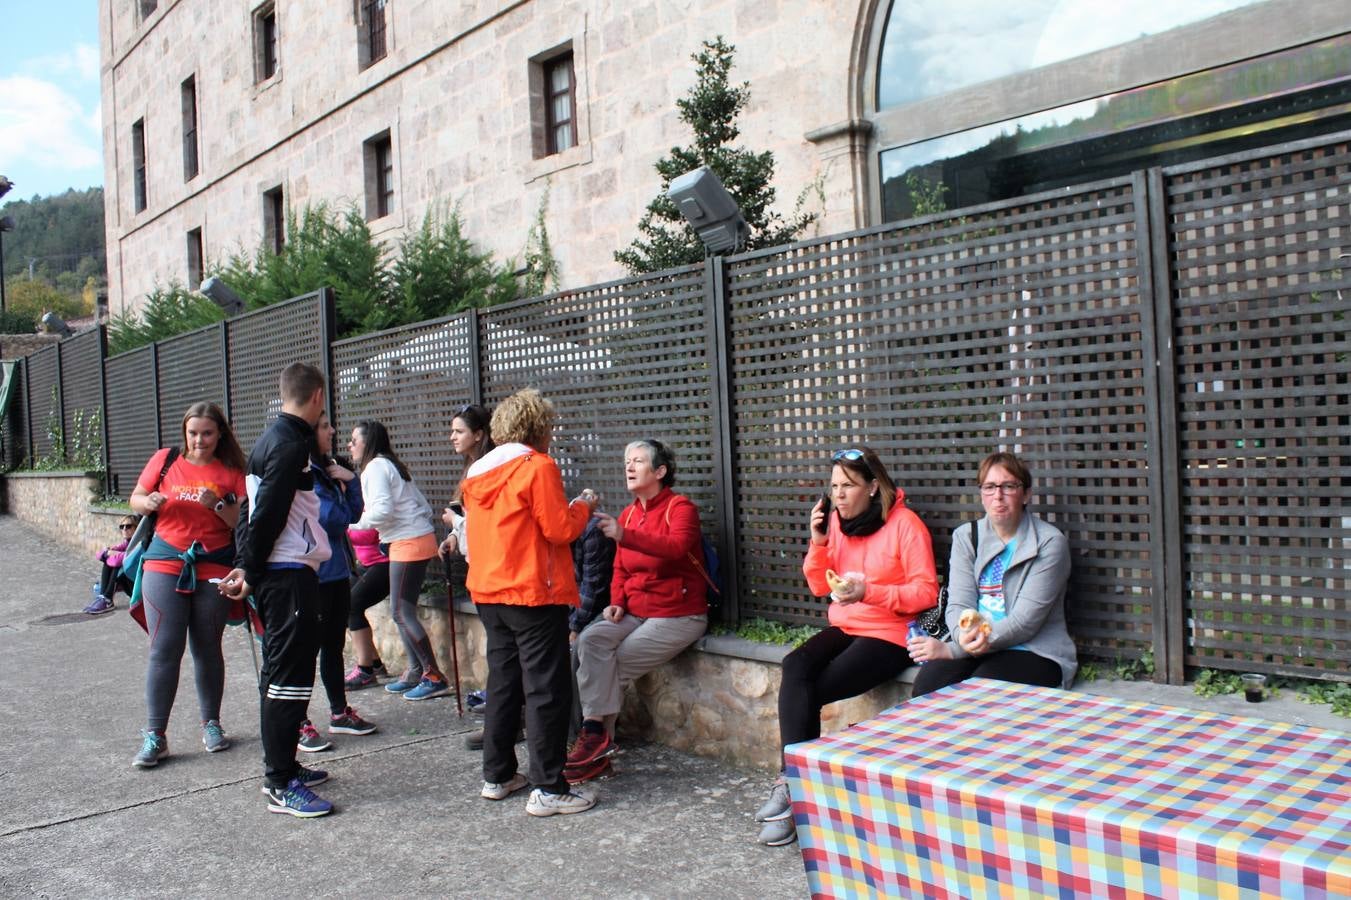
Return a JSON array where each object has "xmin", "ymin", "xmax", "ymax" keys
[{"xmin": 615, "ymin": 37, "xmax": 816, "ymax": 274}]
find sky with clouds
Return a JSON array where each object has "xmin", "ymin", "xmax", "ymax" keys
[{"xmin": 0, "ymin": 1, "xmax": 103, "ymax": 201}]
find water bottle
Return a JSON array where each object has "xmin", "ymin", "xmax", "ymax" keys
[{"xmin": 907, "ymin": 620, "xmax": 927, "ymax": 665}]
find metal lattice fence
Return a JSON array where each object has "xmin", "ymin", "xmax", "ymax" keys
[
  {"xmin": 333, "ymin": 313, "xmax": 476, "ymax": 515},
  {"xmin": 59, "ymin": 328, "xmax": 105, "ymax": 466},
  {"xmin": 1164, "ymin": 135, "xmax": 1351, "ymax": 679},
  {"xmin": 24, "ymin": 345, "xmax": 60, "ymax": 464},
  {"xmin": 723, "ymin": 177, "xmax": 1160, "ymax": 671},
  {"xmin": 3, "ymin": 132, "xmax": 1348, "ymax": 682},
  {"xmin": 226, "ymin": 292, "xmax": 331, "ymax": 452},
  {"xmin": 104, "ymin": 344, "xmax": 158, "ymax": 496},
  {"xmin": 478, "ymin": 266, "xmax": 718, "ymax": 525},
  {"xmin": 155, "ymin": 324, "xmax": 227, "ymax": 446}
]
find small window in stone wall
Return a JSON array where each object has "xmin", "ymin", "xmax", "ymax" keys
[
  {"xmin": 181, "ymin": 75, "xmax": 199, "ymax": 182},
  {"xmin": 131, "ymin": 119, "xmax": 147, "ymax": 213},
  {"xmin": 263, "ymin": 185, "xmax": 285, "ymax": 254},
  {"xmin": 254, "ymin": 2, "xmax": 279, "ymax": 83},
  {"xmin": 139, "ymin": 0, "xmax": 158, "ymax": 21},
  {"xmin": 363, "ymin": 130, "xmax": 394, "ymax": 220},
  {"xmin": 186, "ymin": 227, "xmax": 204, "ymax": 289},
  {"xmin": 529, "ymin": 44, "xmax": 578, "ymax": 160},
  {"xmin": 358, "ymin": 0, "xmax": 389, "ymax": 70}
]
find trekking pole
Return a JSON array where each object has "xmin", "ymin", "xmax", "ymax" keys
[{"xmin": 441, "ymin": 555, "xmax": 465, "ymax": 718}]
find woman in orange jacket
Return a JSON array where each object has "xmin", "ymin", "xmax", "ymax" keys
[
  {"xmin": 755, "ymin": 446, "xmax": 938, "ymax": 846},
  {"xmin": 461, "ymin": 389, "xmax": 600, "ymax": 818}
]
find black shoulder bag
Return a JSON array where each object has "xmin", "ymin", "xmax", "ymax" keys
[{"xmin": 917, "ymin": 520, "xmax": 978, "ymax": 639}]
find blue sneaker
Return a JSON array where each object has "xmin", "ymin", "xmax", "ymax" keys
[
  {"xmin": 133, "ymin": 730, "xmax": 168, "ymax": 767},
  {"xmin": 403, "ymin": 677, "xmax": 451, "ymax": 701},
  {"xmin": 384, "ymin": 679, "xmax": 419, "ymax": 694},
  {"xmin": 84, "ymin": 587, "xmax": 115, "ymax": 615},
  {"xmin": 265, "ymin": 777, "xmax": 333, "ymax": 818}
]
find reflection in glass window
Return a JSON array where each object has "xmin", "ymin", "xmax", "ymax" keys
[
  {"xmin": 877, "ymin": 0, "xmax": 1266, "ymax": 110},
  {"xmin": 879, "ymin": 35, "xmax": 1351, "ymax": 221}
]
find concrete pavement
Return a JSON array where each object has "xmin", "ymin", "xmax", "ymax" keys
[{"xmin": 0, "ymin": 516, "xmax": 807, "ymax": 898}]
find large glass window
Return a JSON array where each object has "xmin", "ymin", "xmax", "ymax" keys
[
  {"xmin": 876, "ymin": 0, "xmax": 1267, "ymax": 110},
  {"xmin": 879, "ymin": 34, "xmax": 1351, "ymax": 220}
]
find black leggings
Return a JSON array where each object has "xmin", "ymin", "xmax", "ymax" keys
[
  {"xmin": 98, "ymin": 563, "xmax": 132, "ymax": 600},
  {"xmin": 777, "ymin": 626, "xmax": 912, "ymax": 763},
  {"xmin": 346, "ymin": 562, "xmax": 390, "ymax": 632},
  {"xmin": 910, "ymin": 649, "xmax": 1062, "ymax": 698},
  {"xmin": 317, "ymin": 578, "xmax": 351, "ymax": 715}
]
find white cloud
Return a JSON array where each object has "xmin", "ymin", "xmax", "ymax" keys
[
  {"xmin": 0, "ymin": 75, "xmax": 102, "ymax": 173},
  {"xmin": 25, "ymin": 42, "xmax": 101, "ymax": 83}
]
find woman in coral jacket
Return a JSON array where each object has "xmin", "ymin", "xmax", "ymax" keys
[
  {"xmin": 461, "ymin": 388, "xmax": 600, "ymax": 818},
  {"xmin": 754, "ymin": 446, "xmax": 938, "ymax": 846},
  {"xmin": 566, "ymin": 439, "xmax": 708, "ymax": 783}
]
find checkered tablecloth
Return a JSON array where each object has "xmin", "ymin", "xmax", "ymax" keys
[{"xmin": 785, "ymin": 678, "xmax": 1351, "ymax": 899}]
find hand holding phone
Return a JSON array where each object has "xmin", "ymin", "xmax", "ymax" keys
[{"xmin": 812, "ymin": 493, "xmax": 832, "ymax": 534}]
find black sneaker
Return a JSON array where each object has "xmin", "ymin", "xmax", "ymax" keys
[
  {"xmin": 330, "ymin": 707, "xmax": 376, "ymax": 736},
  {"xmin": 297, "ymin": 720, "xmax": 332, "ymax": 752}
]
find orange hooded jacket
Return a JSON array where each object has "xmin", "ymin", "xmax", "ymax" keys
[{"xmin": 462, "ymin": 443, "xmax": 590, "ymax": 607}]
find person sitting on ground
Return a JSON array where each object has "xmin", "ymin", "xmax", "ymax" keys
[
  {"xmin": 296, "ymin": 411, "xmax": 377, "ymax": 753},
  {"xmin": 85, "ymin": 514, "xmax": 140, "ymax": 615},
  {"xmin": 461, "ymin": 388, "xmax": 599, "ymax": 816},
  {"xmin": 754, "ymin": 446, "xmax": 938, "ymax": 846},
  {"xmin": 343, "ymin": 525, "xmax": 390, "ymax": 689},
  {"xmin": 567, "ymin": 440, "xmax": 708, "ymax": 783},
  {"xmin": 350, "ymin": 419, "xmax": 450, "ymax": 702},
  {"xmin": 906, "ymin": 451, "xmax": 1075, "ymax": 695}
]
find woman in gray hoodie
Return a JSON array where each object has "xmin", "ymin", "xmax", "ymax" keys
[{"xmin": 908, "ymin": 451, "xmax": 1076, "ymax": 693}]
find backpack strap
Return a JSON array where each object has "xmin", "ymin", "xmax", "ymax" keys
[{"xmin": 625, "ymin": 497, "xmax": 719, "ymax": 595}]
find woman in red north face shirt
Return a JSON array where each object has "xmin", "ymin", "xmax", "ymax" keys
[{"xmin": 128, "ymin": 402, "xmax": 246, "ymax": 769}]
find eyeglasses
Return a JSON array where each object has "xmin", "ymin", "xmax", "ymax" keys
[
  {"xmin": 979, "ymin": 482, "xmax": 1025, "ymax": 496},
  {"xmin": 831, "ymin": 449, "xmax": 865, "ymax": 462}
]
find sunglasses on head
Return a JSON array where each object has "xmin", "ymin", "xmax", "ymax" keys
[{"xmin": 831, "ymin": 449, "xmax": 865, "ymax": 462}]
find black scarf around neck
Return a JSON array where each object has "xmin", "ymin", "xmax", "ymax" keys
[{"xmin": 838, "ymin": 495, "xmax": 886, "ymax": 537}]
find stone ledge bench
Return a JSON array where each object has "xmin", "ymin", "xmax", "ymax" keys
[{"xmin": 367, "ymin": 597, "xmax": 918, "ymax": 771}]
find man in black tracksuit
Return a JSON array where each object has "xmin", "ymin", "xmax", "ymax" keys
[{"xmin": 220, "ymin": 363, "xmax": 333, "ymax": 817}]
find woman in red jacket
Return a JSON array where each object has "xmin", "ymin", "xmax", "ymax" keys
[
  {"xmin": 754, "ymin": 446, "xmax": 938, "ymax": 846},
  {"xmin": 566, "ymin": 439, "xmax": 709, "ymax": 782}
]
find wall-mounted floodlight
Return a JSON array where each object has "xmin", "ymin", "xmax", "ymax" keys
[
  {"xmin": 667, "ymin": 166, "xmax": 748, "ymax": 255},
  {"xmin": 41, "ymin": 311, "xmax": 73, "ymax": 337},
  {"xmin": 200, "ymin": 276, "xmax": 245, "ymax": 316}
]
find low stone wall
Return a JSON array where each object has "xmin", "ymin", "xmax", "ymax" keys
[
  {"xmin": 3, "ymin": 471, "xmax": 127, "ymax": 559},
  {"xmin": 365, "ymin": 595, "xmax": 911, "ymax": 771}
]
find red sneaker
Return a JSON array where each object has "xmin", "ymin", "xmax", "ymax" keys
[
  {"xmin": 565, "ymin": 729, "xmax": 615, "ymax": 768},
  {"xmin": 565, "ymin": 756, "xmax": 614, "ymax": 785}
]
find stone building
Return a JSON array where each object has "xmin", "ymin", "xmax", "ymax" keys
[{"xmin": 99, "ymin": 0, "xmax": 1350, "ymax": 314}]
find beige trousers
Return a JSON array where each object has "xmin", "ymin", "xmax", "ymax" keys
[{"xmin": 575, "ymin": 612, "xmax": 707, "ymax": 718}]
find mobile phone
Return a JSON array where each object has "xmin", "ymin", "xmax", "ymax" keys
[
  {"xmin": 813, "ymin": 493, "xmax": 832, "ymax": 534},
  {"xmin": 448, "ymin": 501, "xmax": 464, "ymax": 516}
]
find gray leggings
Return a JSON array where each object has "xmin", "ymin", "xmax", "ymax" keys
[
  {"xmin": 142, "ymin": 571, "xmax": 229, "ymax": 731},
  {"xmin": 389, "ymin": 558, "xmax": 439, "ymax": 677}
]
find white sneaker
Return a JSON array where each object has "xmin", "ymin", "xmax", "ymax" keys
[
  {"xmin": 525, "ymin": 787, "xmax": 596, "ymax": 817},
  {"xmin": 481, "ymin": 773, "xmax": 529, "ymax": 800}
]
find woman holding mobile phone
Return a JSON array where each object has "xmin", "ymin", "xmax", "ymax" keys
[{"xmin": 753, "ymin": 446, "xmax": 938, "ymax": 846}]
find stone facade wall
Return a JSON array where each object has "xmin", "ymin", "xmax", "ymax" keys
[
  {"xmin": 365, "ymin": 595, "xmax": 911, "ymax": 771},
  {"xmin": 3, "ymin": 472, "xmax": 129, "ymax": 559},
  {"xmin": 99, "ymin": 0, "xmax": 866, "ymax": 315}
]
